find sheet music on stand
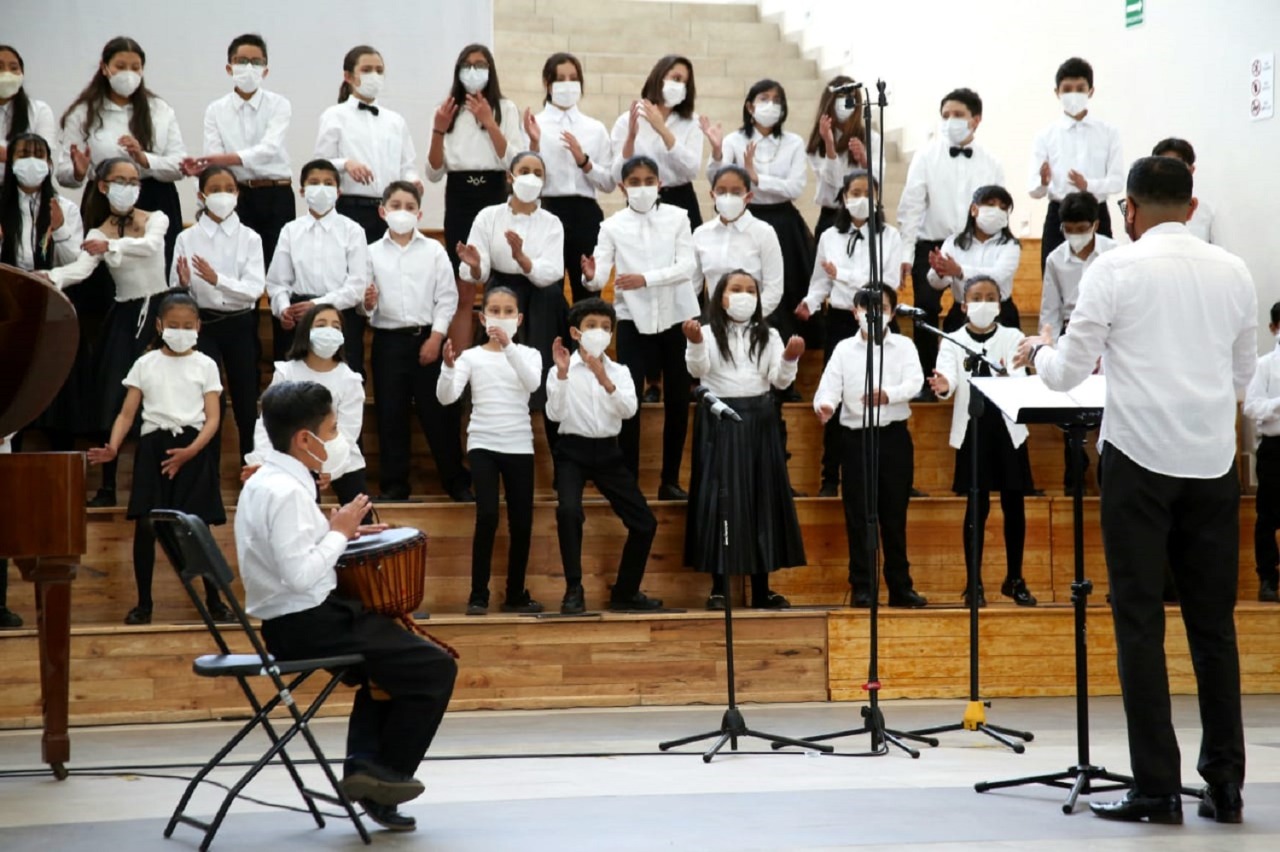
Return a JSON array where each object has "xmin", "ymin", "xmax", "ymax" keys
[{"xmin": 970, "ymin": 375, "xmax": 1106, "ymax": 425}]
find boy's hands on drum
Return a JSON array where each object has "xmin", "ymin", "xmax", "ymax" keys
[{"xmin": 330, "ymin": 494, "xmax": 373, "ymax": 539}]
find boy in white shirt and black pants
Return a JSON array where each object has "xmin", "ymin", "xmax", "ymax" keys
[
  {"xmin": 546, "ymin": 299, "xmax": 661, "ymax": 614},
  {"xmin": 1243, "ymin": 301, "xmax": 1280, "ymax": 604}
]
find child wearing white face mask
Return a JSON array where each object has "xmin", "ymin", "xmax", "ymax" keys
[
  {"xmin": 170, "ymin": 165, "xmax": 266, "ymax": 465},
  {"xmin": 0, "ymin": 132, "xmax": 83, "ymax": 273},
  {"xmin": 0, "ymin": 45, "xmax": 58, "ymax": 186},
  {"xmin": 929, "ymin": 184, "xmax": 1023, "ymax": 333},
  {"xmin": 683, "ymin": 271, "xmax": 807, "ymax": 610},
  {"xmin": 804, "ymin": 75, "xmax": 882, "ymax": 240},
  {"xmin": 87, "ymin": 292, "xmax": 230, "ymax": 625},
  {"xmin": 244, "ymin": 304, "xmax": 371, "ymax": 515},
  {"xmin": 437, "ymin": 287, "xmax": 544, "ymax": 616},
  {"xmin": 928, "ymin": 276, "xmax": 1038, "ymax": 608}
]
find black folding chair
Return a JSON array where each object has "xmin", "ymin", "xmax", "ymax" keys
[{"xmin": 149, "ymin": 509, "xmax": 371, "ymax": 850}]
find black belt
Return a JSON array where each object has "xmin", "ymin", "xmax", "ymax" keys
[
  {"xmin": 198, "ymin": 306, "xmax": 255, "ymax": 323},
  {"xmin": 339, "ymin": 195, "xmax": 381, "ymax": 207},
  {"xmin": 289, "ymin": 293, "xmax": 323, "ymax": 303},
  {"xmin": 239, "ymin": 178, "xmax": 292, "ymax": 189},
  {"xmin": 374, "ymin": 324, "xmax": 431, "ymax": 337},
  {"xmin": 446, "ymin": 170, "xmax": 505, "ymax": 187}
]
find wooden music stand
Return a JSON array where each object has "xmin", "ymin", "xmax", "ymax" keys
[{"xmin": 0, "ymin": 263, "xmax": 84, "ymax": 779}]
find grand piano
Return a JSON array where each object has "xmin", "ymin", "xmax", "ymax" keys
[{"xmin": 0, "ymin": 263, "xmax": 84, "ymax": 779}]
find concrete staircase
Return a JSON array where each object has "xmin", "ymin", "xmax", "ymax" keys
[{"xmin": 493, "ymin": 0, "xmax": 906, "ymax": 223}]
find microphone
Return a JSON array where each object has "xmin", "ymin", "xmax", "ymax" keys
[
  {"xmin": 895, "ymin": 304, "xmax": 927, "ymax": 318},
  {"xmin": 695, "ymin": 386, "xmax": 742, "ymax": 423}
]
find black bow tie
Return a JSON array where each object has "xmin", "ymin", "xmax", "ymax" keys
[
  {"xmin": 358, "ymin": 101, "xmax": 380, "ymax": 117},
  {"xmin": 112, "ymin": 212, "xmax": 134, "ymax": 237},
  {"xmin": 949, "ymin": 146, "xmax": 973, "ymax": 159}
]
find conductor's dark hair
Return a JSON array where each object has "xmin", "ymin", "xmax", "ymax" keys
[
  {"xmin": 740, "ymin": 78, "xmax": 787, "ymax": 139},
  {"xmin": 568, "ymin": 297, "xmax": 615, "ymax": 329},
  {"xmin": 940, "ymin": 87, "xmax": 982, "ymax": 117},
  {"xmin": 853, "ymin": 284, "xmax": 898, "ymax": 311},
  {"xmin": 1271, "ymin": 301, "xmax": 1280, "ymax": 327},
  {"xmin": 620, "ymin": 155, "xmax": 660, "ymax": 182},
  {"xmin": 286, "ymin": 304, "xmax": 344, "ymax": 362},
  {"xmin": 300, "ymin": 158, "xmax": 340, "ymax": 184},
  {"xmin": 262, "ymin": 381, "xmax": 334, "ymax": 453},
  {"xmin": 641, "ymin": 55, "xmax": 696, "ymax": 119},
  {"xmin": 1126, "ymin": 156, "xmax": 1193, "ymax": 207},
  {"xmin": 1055, "ymin": 57, "xmax": 1094, "ymax": 89},
  {"xmin": 1058, "ymin": 191, "xmax": 1100, "ymax": 224},
  {"xmin": 711, "ymin": 164, "xmax": 752, "ymax": 192},
  {"xmin": 227, "ymin": 34, "xmax": 268, "ymax": 63},
  {"xmin": 1151, "ymin": 137, "xmax": 1196, "ymax": 166}
]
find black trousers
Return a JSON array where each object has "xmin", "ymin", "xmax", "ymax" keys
[
  {"xmin": 260, "ymin": 596, "xmax": 457, "ymax": 779},
  {"xmin": 1254, "ymin": 436, "xmax": 1280, "ymax": 586},
  {"xmin": 841, "ymin": 422, "xmax": 915, "ymax": 596},
  {"xmin": 1098, "ymin": 445, "xmax": 1245, "ymax": 795},
  {"xmin": 197, "ymin": 309, "xmax": 260, "ymax": 464},
  {"xmin": 370, "ymin": 327, "xmax": 469, "ymax": 497},
  {"xmin": 910, "ymin": 239, "xmax": 945, "ymax": 383},
  {"xmin": 542, "ymin": 195, "xmax": 603, "ymax": 304},
  {"xmin": 820, "ymin": 308, "xmax": 861, "ymax": 488},
  {"xmin": 1041, "ymin": 198, "xmax": 1113, "ymax": 273},
  {"xmin": 468, "ymin": 449, "xmax": 534, "ymax": 601},
  {"xmin": 236, "ymin": 183, "xmax": 295, "ymax": 267},
  {"xmin": 962, "ymin": 490, "xmax": 1026, "ymax": 588},
  {"xmin": 334, "ymin": 196, "xmax": 384, "ymax": 376},
  {"xmin": 554, "ymin": 435, "xmax": 657, "ymax": 597},
  {"xmin": 615, "ymin": 321, "xmax": 690, "ymax": 486}
]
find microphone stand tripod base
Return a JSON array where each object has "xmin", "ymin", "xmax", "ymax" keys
[
  {"xmin": 659, "ymin": 705, "xmax": 833, "ymax": 764},
  {"xmin": 909, "ymin": 700, "xmax": 1033, "ymax": 754}
]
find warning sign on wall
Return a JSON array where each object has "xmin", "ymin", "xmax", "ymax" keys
[{"xmin": 1251, "ymin": 53, "xmax": 1274, "ymax": 122}]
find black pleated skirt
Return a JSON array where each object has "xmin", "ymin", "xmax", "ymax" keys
[
  {"xmin": 952, "ymin": 406, "xmax": 1035, "ymax": 495},
  {"xmin": 98, "ymin": 295, "xmax": 161, "ymax": 431},
  {"xmin": 444, "ymin": 171, "xmax": 509, "ymax": 268},
  {"xmin": 36, "ymin": 264, "xmax": 115, "ymax": 436},
  {"xmin": 127, "ymin": 427, "xmax": 226, "ymax": 524},
  {"xmin": 487, "ymin": 270, "xmax": 565, "ymax": 410},
  {"xmin": 659, "ymin": 182, "xmax": 703, "ymax": 230},
  {"xmin": 684, "ymin": 395, "xmax": 806, "ymax": 575},
  {"xmin": 750, "ymin": 201, "xmax": 816, "ymax": 341}
]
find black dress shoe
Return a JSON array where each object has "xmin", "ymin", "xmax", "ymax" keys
[
  {"xmin": 465, "ymin": 594, "xmax": 488, "ymax": 616},
  {"xmin": 851, "ymin": 590, "xmax": 872, "ymax": 608},
  {"xmin": 642, "ymin": 386, "xmax": 661, "ymax": 404},
  {"xmin": 1258, "ymin": 580, "xmax": 1279, "ymax": 603},
  {"xmin": 450, "ymin": 488, "xmax": 476, "ymax": 504},
  {"xmin": 705, "ymin": 594, "xmax": 726, "ymax": 611},
  {"xmin": 87, "ymin": 488, "xmax": 116, "ymax": 508},
  {"xmin": 560, "ymin": 584, "xmax": 586, "ymax": 615},
  {"xmin": 500, "ymin": 590, "xmax": 544, "ymax": 614},
  {"xmin": 888, "ymin": 589, "xmax": 928, "ymax": 608},
  {"xmin": 961, "ymin": 587, "xmax": 987, "ymax": 608},
  {"xmin": 124, "ymin": 606, "xmax": 152, "ymax": 625},
  {"xmin": 752, "ymin": 591, "xmax": 789, "ymax": 609},
  {"xmin": 817, "ymin": 483, "xmax": 839, "ymax": 498},
  {"xmin": 342, "ymin": 763, "xmax": 425, "ymax": 806},
  {"xmin": 657, "ymin": 482, "xmax": 688, "ymax": 501},
  {"xmin": 1197, "ymin": 782, "xmax": 1242, "ymax": 823},
  {"xmin": 1000, "ymin": 578, "xmax": 1037, "ymax": 607},
  {"xmin": 1089, "ymin": 790, "xmax": 1182, "ymax": 824},
  {"xmin": 360, "ymin": 799, "xmax": 417, "ymax": 832},
  {"xmin": 0, "ymin": 607, "xmax": 24, "ymax": 629},
  {"xmin": 205, "ymin": 600, "xmax": 236, "ymax": 623},
  {"xmin": 609, "ymin": 591, "xmax": 664, "ymax": 612}
]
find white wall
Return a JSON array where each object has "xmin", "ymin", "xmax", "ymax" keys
[
  {"xmin": 766, "ymin": 0, "xmax": 1280, "ymax": 344},
  {"xmin": 3, "ymin": 0, "xmax": 493, "ymax": 227}
]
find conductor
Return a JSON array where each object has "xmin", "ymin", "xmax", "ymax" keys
[{"xmin": 1015, "ymin": 156, "xmax": 1256, "ymax": 825}]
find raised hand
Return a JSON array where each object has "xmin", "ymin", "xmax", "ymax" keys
[
  {"xmin": 330, "ymin": 494, "xmax": 373, "ymax": 540},
  {"xmin": 627, "ymin": 100, "xmax": 641, "ymax": 139},
  {"xmin": 456, "ymin": 242, "xmax": 481, "ymax": 268},
  {"xmin": 562, "ymin": 131, "xmax": 585, "ymax": 166},
  {"xmin": 743, "ymin": 141, "xmax": 758, "ymax": 182},
  {"xmin": 699, "ymin": 115, "xmax": 724, "ymax": 158},
  {"xmin": 682, "ymin": 318, "xmax": 703, "ymax": 344},
  {"xmin": 486, "ymin": 322, "xmax": 512, "ymax": 348},
  {"xmin": 927, "ymin": 369, "xmax": 950, "ymax": 396},
  {"xmin": 640, "ymin": 99, "xmax": 665, "ymax": 129},
  {"xmin": 522, "ymin": 107, "xmax": 541, "ymax": 150},
  {"xmin": 433, "ymin": 98, "xmax": 459, "ymax": 134},
  {"xmin": 504, "ymin": 230, "xmax": 525, "ymax": 257},
  {"xmin": 118, "ymin": 135, "xmax": 148, "ymax": 167},
  {"xmin": 442, "ymin": 339, "xmax": 457, "ymax": 368},
  {"xmin": 782, "ymin": 335, "xmax": 805, "ymax": 362},
  {"xmin": 1012, "ymin": 324, "xmax": 1055, "ymax": 370},
  {"xmin": 176, "ymin": 255, "xmax": 192, "ymax": 287},
  {"xmin": 580, "ymin": 254, "xmax": 596, "ymax": 281},
  {"xmin": 818, "ymin": 114, "xmax": 835, "ymax": 156},
  {"xmin": 1067, "ymin": 169, "xmax": 1088, "ymax": 191},
  {"xmin": 849, "ymin": 136, "xmax": 868, "ymax": 168},
  {"xmin": 70, "ymin": 144, "xmax": 91, "ymax": 181},
  {"xmin": 1039, "ymin": 160, "xmax": 1052, "ymax": 187},
  {"xmin": 466, "ymin": 93, "xmax": 495, "ymax": 128},
  {"xmin": 191, "ymin": 254, "xmax": 218, "ymax": 285},
  {"xmin": 552, "ymin": 336, "xmax": 571, "ymax": 377}
]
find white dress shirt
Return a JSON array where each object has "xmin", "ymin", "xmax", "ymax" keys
[
  {"xmin": 437, "ymin": 344, "xmax": 543, "ymax": 454},
  {"xmin": 535, "ymin": 104, "xmax": 616, "ymax": 196},
  {"xmin": 123, "ymin": 349, "xmax": 223, "ymax": 436},
  {"xmin": 936, "ymin": 325, "xmax": 1029, "ymax": 450},
  {"xmin": 814, "ymin": 332, "xmax": 922, "ymax": 430},
  {"xmin": 1039, "ymin": 234, "xmax": 1118, "ymax": 340},
  {"xmin": 425, "ymin": 99, "xmax": 525, "ymax": 180},
  {"xmin": 236, "ymin": 449, "xmax": 348, "ymax": 620},
  {"xmin": 364, "ymin": 229, "xmax": 458, "ymax": 331},
  {"xmin": 707, "ymin": 129, "xmax": 807, "ymax": 205},
  {"xmin": 692, "ymin": 210, "xmax": 783, "ymax": 314},
  {"xmin": 10, "ymin": 192, "xmax": 82, "ymax": 271},
  {"xmin": 459, "ymin": 202, "xmax": 565, "ymax": 287},
  {"xmin": 266, "ymin": 212, "xmax": 370, "ymax": 315},
  {"xmin": 1027, "ymin": 114, "xmax": 1124, "ymax": 202},
  {"xmin": 169, "ymin": 213, "xmax": 265, "ymax": 311},
  {"xmin": 0, "ymin": 97, "xmax": 57, "ymax": 183},
  {"xmin": 50, "ymin": 211, "xmax": 170, "ymax": 301},
  {"xmin": 202, "ymin": 88, "xmax": 292, "ymax": 182},
  {"xmin": 314, "ymin": 98, "xmax": 419, "ymax": 198},
  {"xmin": 57, "ymin": 97, "xmax": 187, "ymax": 186},
  {"xmin": 1188, "ymin": 199, "xmax": 1215, "ymax": 244},
  {"xmin": 609, "ymin": 110, "xmax": 703, "ymax": 186},
  {"xmin": 808, "ymin": 129, "xmax": 882, "ymax": 209},
  {"xmin": 927, "ymin": 233, "xmax": 1022, "ymax": 302},
  {"xmin": 1244, "ymin": 341, "xmax": 1280, "ymax": 439},
  {"xmin": 895, "ymin": 137, "xmax": 1005, "ymax": 264},
  {"xmin": 804, "ymin": 222, "xmax": 903, "ymax": 313},
  {"xmin": 245, "ymin": 360, "xmax": 367, "ymax": 477},
  {"xmin": 585, "ymin": 204, "xmax": 698, "ymax": 334},
  {"xmin": 686, "ymin": 323, "xmax": 798, "ymax": 397},
  {"xmin": 1034, "ymin": 222, "xmax": 1257, "ymax": 479},
  {"xmin": 544, "ymin": 352, "xmax": 637, "ymax": 438}
]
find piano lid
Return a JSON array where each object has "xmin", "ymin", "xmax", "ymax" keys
[{"xmin": 0, "ymin": 263, "xmax": 79, "ymax": 436}]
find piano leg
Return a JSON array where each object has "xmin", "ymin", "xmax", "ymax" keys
[{"xmin": 18, "ymin": 557, "xmax": 76, "ymax": 780}]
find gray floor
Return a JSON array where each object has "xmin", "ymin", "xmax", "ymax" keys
[{"xmin": 1, "ymin": 696, "xmax": 1279, "ymax": 850}]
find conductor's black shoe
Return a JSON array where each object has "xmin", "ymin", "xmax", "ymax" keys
[
  {"xmin": 609, "ymin": 592, "xmax": 664, "ymax": 612},
  {"xmin": 657, "ymin": 482, "xmax": 688, "ymax": 501},
  {"xmin": 961, "ymin": 587, "xmax": 987, "ymax": 608},
  {"xmin": 560, "ymin": 584, "xmax": 586, "ymax": 615},
  {"xmin": 1000, "ymin": 578, "xmax": 1037, "ymax": 607},
  {"xmin": 643, "ymin": 386, "xmax": 661, "ymax": 403},
  {"xmin": 888, "ymin": 589, "xmax": 928, "ymax": 608},
  {"xmin": 124, "ymin": 606, "xmax": 152, "ymax": 625},
  {"xmin": 87, "ymin": 488, "xmax": 116, "ymax": 508},
  {"xmin": 449, "ymin": 488, "xmax": 476, "ymax": 503},
  {"xmin": 205, "ymin": 600, "xmax": 236, "ymax": 623},
  {"xmin": 851, "ymin": 590, "xmax": 872, "ymax": 608},
  {"xmin": 342, "ymin": 763, "xmax": 424, "ymax": 806},
  {"xmin": 465, "ymin": 594, "xmax": 488, "ymax": 616},
  {"xmin": 1197, "ymin": 782, "xmax": 1243, "ymax": 824},
  {"xmin": 1258, "ymin": 580, "xmax": 1279, "ymax": 603},
  {"xmin": 0, "ymin": 607, "xmax": 23, "ymax": 628},
  {"xmin": 500, "ymin": 590, "xmax": 544, "ymax": 614},
  {"xmin": 360, "ymin": 799, "xmax": 417, "ymax": 832},
  {"xmin": 752, "ymin": 591, "xmax": 789, "ymax": 610},
  {"xmin": 1089, "ymin": 790, "xmax": 1183, "ymax": 824},
  {"xmin": 817, "ymin": 482, "xmax": 840, "ymax": 498},
  {"xmin": 705, "ymin": 594, "xmax": 727, "ymax": 611}
]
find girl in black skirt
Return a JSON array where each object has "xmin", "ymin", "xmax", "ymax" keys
[
  {"xmin": 427, "ymin": 43, "xmax": 526, "ymax": 352},
  {"xmin": 57, "ymin": 36, "xmax": 186, "ymax": 273},
  {"xmin": 87, "ymin": 292, "xmax": 231, "ymax": 625},
  {"xmin": 50, "ymin": 156, "xmax": 171, "ymax": 507},
  {"xmin": 804, "ymin": 75, "xmax": 882, "ymax": 241},
  {"xmin": 683, "ymin": 270, "xmax": 807, "ymax": 610},
  {"xmin": 928, "ymin": 185, "xmax": 1022, "ymax": 333},
  {"xmin": 927, "ymin": 276, "xmax": 1038, "ymax": 607}
]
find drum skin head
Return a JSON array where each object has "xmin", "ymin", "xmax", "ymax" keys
[
  {"xmin": 0, "ymin": 265, "xmax": 79, "ymax": 436},
  {"xmin": 340, "ymin": 526, "xmax": 423, "ymax": 557}
]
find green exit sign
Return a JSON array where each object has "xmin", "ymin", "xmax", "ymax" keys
[{"xmin": 1126, "ymin": 0, "xmax": 1144, "ymax": 28}]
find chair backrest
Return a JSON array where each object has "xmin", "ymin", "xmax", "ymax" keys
[{"xmin": 150, "ymin": 509, "xmax": 273, "ymax": 665}]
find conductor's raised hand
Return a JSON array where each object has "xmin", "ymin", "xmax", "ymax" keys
[
  {"xmin": 330, "ymin": 494, "xmax": 372, "ymax": 540},
  {"xmin": 552, "ymin": 336, "xmax": 571, "ymax": 377},
  {"xmin": 783, "ymin": 335, "xmax": 805, "ymax": 362},
  {"xmin": 682, "ymin": 318, "xmax": 703, "ymax": 344},
  {"xmin": 1012, "ymin": 325, "xmax": 1055, "ymax": 370},
  {"xmin": 442, "ymin": 339, "xmax": 457, "ymax": 368},
  {"xmin": 927, "ymin": 369, "xmax": 950, "ymax": 396}
]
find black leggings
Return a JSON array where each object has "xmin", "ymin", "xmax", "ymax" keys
[
  {"xmin": 710, "ymin": 573, "xmax": 771, "ymax": 601},
  {"xmin": 132, "ymin": 519, "xmax": 221, "ymax": 610},
  {"xmin": 961, "ymin": 491, "xmax": 1026, "ymax": 588},
  {"xmin": 469, "ymin": 449, "xmax": 534, "ymax": 601}
]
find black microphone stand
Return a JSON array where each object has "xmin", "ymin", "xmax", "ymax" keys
[
  {"xmin": 659, "ymin": 393, "xmax": 832, "ymax": 762},
  {"xmin": 779, "ymin": 80, "xmax": 937, "ymax": 758}
]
